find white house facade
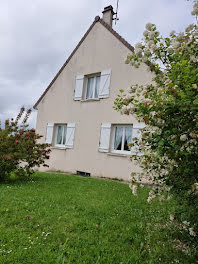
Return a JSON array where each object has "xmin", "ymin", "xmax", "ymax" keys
[{"xmin": 34, "ymin": 6, "xmax": 152, "ymax": 181}]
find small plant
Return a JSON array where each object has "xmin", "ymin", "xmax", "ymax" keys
[{"xmin": 0, "ymin": 107, "xmax": 51, "ymax": 181}]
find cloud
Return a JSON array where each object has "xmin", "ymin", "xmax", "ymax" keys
[{"xmin": 0, "ymin": 0, "xmax": 195, "ymax": 128}]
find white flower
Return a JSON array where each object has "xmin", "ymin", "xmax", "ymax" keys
[
  {"xmin": 147, "ymin": 190, "xmax": 156, "ymax": 203},
  {"xmin": 148, "ymin": 31, "xmax": 156, "ymax": 39},
  {"xmin": 160, "ymin": 52, "xmax": 165, "ymax": 57},
  {"xmin": 190, "ymin": 55, "xmax": 198, "ymax": 63},
  {"xmin": 189, "ymin": 227, "xmax": 196, "ymax": 237},
  {"xmin": 146, "ymin": 23, "xmax": 153, "ymax": 31},
  {"xmin": 135, "ymin": 48, "xmax": 143, "ymax": 57},
  {"xmin": 171, "ymin": 40, "xmax": 180, "ymax": 49},
  {"xmin": 170, "ymin": 214, "xmax": 175, "ymax": 221},
  {"xmin": 142, "ymin": 56, "xmax": 148, "ymax": 62},
  {"xmin": 176, "ymin": 32, "xmax": 184, "ymax": 40},
  {"xmin": 144, "ymin": 48, "xmax": 151, "ymax": 57},
  {"xmin": 168, "ymin": 47, "xmax": 173, "ymax": 53},
  {"xmin": 122, "ymin": 105, "xmax": 128, "ymax": 113},
  {"xmin": 147, "ymin": 40, "xmax": 154, "ymax": 48},
  {"xmin": 183, "ymin": 221, "xmax": 190, "ymax": 226},
  {"xmin": 135, "ymin": 42, "xmax": 142, "ymax": 49},
  {"xmin": 189, "ymin": 132, "xmax": 197, "ymax": 138},
  {"xmin": 126, "ymin": 104, "xmax": 133, "ymax": 111},
  {"xmin": 192, "ymin": 183, "xmax": 198, "ymax": 192},
  {"xmin": 185, "ymin": 24, "xmax": 194, "ymax": 33},
  {"xmin": 143, "ymin": 30, "xmax": 149, "ymax": 37},
  {"xmin": 191, "ymin": 3, "xmax": 198, "ymax": 16},
  {"xmin": 150, "ymin": 44, "xmax": 157, "ymax": 52},
  {"xmin": 170, "ymin": 30, "xmax": 176, "ymax": 37},
  {"xmin": 132, "ymin": 185, "xmax": 137, "ymax": 195},
  {"xmin": 180, "ymin": 134, "xmax": 187, "ymax": 141},
  {"xmin": 124, "ymin": 93, "xmax": 132, "ymax": 101}
]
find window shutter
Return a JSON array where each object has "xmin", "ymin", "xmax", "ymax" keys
[
  {"xmin": 131, "ymin": 123, "xmax": 145, "ymax": 155},
  {"xmin": 65, "ymin": 123, "xmax": 75, "ymax": 148},
  {"xmin": 45, "ymin": 123, "xmax": 54, "ymax": 144},
  {"xmin": 74, "ymin": 75, "xmax": 84, "ymax": 100},
  {"xmin": 99, "ymin": 123, "xmax": 111, "ymax": 152},
  {"xmin": 99, "ymin": 69, "xmax": 111, "ymax": 98}
]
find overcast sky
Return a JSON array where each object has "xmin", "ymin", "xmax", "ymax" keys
[{"xmin": 0, "ymin": 0, "xmax": 195, "ymax": 128}]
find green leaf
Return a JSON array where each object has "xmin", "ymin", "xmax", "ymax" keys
[{"xmin": 193, "ymin": 98, "xmax": 198, "ymax": 105}]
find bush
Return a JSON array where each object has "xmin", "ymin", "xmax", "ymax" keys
[
  {"xmin": 0, "ymin": 107, "xmax": 51, "ymax": 181},
  {"xmin": 114, "ymin": 1, "xmax": 198, "ymax": 249}
]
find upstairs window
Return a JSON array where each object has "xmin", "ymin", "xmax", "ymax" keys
[
  {"xmin": 74, "ymin": 69, "xmax": 111, "ymax": 101},
  {"xmin": 86, "ymin": 75, "xmax": 101, "ymax": 99}
]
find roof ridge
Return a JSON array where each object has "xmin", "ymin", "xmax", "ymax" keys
[{"xmin": 34, "ymin": 17, "xmax": 134, "ymax": 109}]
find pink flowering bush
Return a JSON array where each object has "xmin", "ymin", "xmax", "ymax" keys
[
  {"xmin": 0, "ymin": 107, "xmax": 51, "ymax": 181},
  {"xmin": 115, "ymin": 0, "xmax": 198, "ymax": 248}
]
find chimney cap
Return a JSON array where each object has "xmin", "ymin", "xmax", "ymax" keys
[{"xmin": 102, "ymin": 5, "xmax": 115, "ymax": 15}]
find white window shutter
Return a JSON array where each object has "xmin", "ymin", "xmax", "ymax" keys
[
  {"xmin": 99, "ymin": 123, "xmax": 111, "ymax": 152},
  {"xmin": 65, "ymin": 123, "xmax": 75, "ymax": 148},
  {"xmin": 74, "ymin": 75, "xmax": 84, "ymax": 100},
  {"xmin": 131, "ymin": 123, "xmax": 145, "ymax": 155},
  {"xmin": 99, "ymin": 69, "xmax": 111, "ymax": 98},
  {"xmin": 45, "ymin": 123, "xmax": 54, "ymax": 144}
]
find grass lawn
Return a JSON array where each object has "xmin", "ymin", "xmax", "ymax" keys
[{"xmin": 0, "ymin": 172, "xmax": 196, "ymax": 264}]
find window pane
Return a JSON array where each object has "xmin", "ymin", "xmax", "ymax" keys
[
  {"xmin": 56, "ymin": 126, "xmax": 63, "ymax": 144},
  {"xmin": 62, "ymin": 125, "xmax": 67, "ymax": 145},
  {"xmin": 95, "ymin": 76, "xmax": 100, "ymax": 98},
  {"xmin": 124, "ymin": 126, "xmax": 132, "ymax": 151},
  {"xmin": 86, "ymin": 77, "xmax": 94, "ymax": 99},
  {"xmin": 114, "ymin": 126, "xmax": 123, "ymax": 150}
]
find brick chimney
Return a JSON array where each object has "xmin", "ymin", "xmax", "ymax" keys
[{"xmin": 102, "ymin": 5, "xmax": 115, "ymax": 27}]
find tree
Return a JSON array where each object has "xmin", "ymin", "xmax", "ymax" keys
[
  {"xmin": 0, "ymin": 107, "xmax": 51, "ymax": 181},
  {"xmin": 114, "ymin": 1, "xmax": 198, "ymax": 244}
]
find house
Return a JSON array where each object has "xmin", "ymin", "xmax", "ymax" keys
[{"xmin": 34, "ymin": 6, "xmax": 152, "ymax": 181}]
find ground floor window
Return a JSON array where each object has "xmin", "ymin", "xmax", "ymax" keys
[
  {"xmin": 112, "ymin": 125, "xmax": 133, "ymax": 154},
  {"xmin": 55, "ymin": 124, "xmax": 67, "ymax": 147}
]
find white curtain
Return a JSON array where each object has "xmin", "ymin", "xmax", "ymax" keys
[
  {"xmin": 124, "ymin": 126, "xmax": 132, "ymax": 151},
  {"xmin": 56, "ymin": 126, "xmax": 63, "ymax": 144},
  {"xmin": 114, "ymin": 126, "xmax": 123, "ymax": 150},
  {"xmin": 62, "ymin": 125, "xmax": 67, "ymax": 145},
  {"xmin": 95, "ymin": 76, "xmax": 100, "ymax": 98},
  {"xmin": 86, "ymin": 77, "xmax": 94, "ymax": 99}
]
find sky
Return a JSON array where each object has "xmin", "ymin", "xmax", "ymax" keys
[{"xmin": 0, "ymin": 0, "xmax": 195, "ymax": 128}]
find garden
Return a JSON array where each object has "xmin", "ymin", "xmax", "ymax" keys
[{"xmin": 1, "ymin": 172, "xmax": 197, "ymax": 264}]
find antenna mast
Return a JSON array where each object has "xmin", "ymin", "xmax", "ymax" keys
[{"xmin": 114, "ymin": 0, "xmax": 119, "ymax": 25}]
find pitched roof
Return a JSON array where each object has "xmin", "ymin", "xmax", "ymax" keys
[{"xmin": 33, "ymin": 16, "xmax": 134, "ymax": 109}]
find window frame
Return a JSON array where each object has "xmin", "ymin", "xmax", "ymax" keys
[
  {"xmin": 111, "ymin": 125, "xmax": 133, "ymax": 155},
  {"xmin": 85, "ymin": 74, "xmax": 101, "ymax": 100},
  {"xmin": 54, "ymin": 124, "xmax": 67, "ymax": 147}
]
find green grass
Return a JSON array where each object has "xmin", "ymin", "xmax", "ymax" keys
[{"xmin": 0, "ymin": 172, "xmax": 196, "ymax": 264}]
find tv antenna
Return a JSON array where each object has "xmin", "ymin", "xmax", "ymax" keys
[{"xmin": 114, "ymin": 0, "xmax": 120, "ymax": 25}]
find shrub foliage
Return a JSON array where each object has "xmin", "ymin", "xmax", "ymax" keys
[
  {"xmin": 0, "ymin": 107, "xmax": 51, "ymax": 180},
  {"xmin": 114, "ymin": 2, "xmax": 198, "ymax": 244}
]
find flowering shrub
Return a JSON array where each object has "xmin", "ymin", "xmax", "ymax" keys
[
  {"xmin": 0, "ymin": 107, "xmax": 51, "ymax": 181},
  {"xmin": 114, "ymin": 0, "xmax": 198, "ymax": 247}
]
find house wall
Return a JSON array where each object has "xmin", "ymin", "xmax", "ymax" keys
[{"xmin": 36, "ymin": 21, "xmax": 152, "ymax": 182}]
